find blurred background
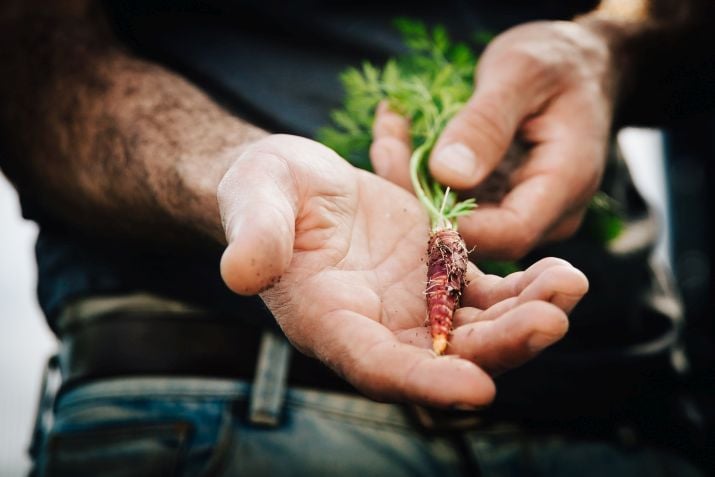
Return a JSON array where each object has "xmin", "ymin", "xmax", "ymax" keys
[
  {"xmin": 0, "ymin": 125, "xmax": 711, "ymax": 475},
  {"xmin": 0, "ymin": 175, "xmax": 57, "ymax": 476}
]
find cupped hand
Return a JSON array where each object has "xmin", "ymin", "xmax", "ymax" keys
[
  {"xmin": 219, "ymin": 134, "xmax": 588, "ymax": 407},
  {"xmin": 371, "ymin": 21, "xmax": 615, "ymax": 259}
]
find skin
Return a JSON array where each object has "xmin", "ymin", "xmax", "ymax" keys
[
  {"xmin": 371, "ymin": 0, "xmax": 715, "ymax": 260},
  {"xmin": 0, "ymin": 1, "xmax": 590, "ymax": 407},
  {"xmin": 220, "ymin": 135, "xmax": 588, "ymax": 405}
]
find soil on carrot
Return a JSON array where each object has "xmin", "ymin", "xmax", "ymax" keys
[{"xmin": 426, "ymin": 228, "xmax": 468, "ymax": 354}]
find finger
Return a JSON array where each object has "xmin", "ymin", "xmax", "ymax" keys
[
  {"xmin": 542, "ymin": 208, "xmax": 587, "ymax": 243},
  {"xmin": 314, "ymin": 310, "xmax": 495, "ymax": 408},
  {"xmin": 370, "ymin": 101, "xmax": 413, "ymax": 190},
  {"xmin": 429, "ymin": 54, "xmax": 553, "ymax": 190},
  {"xmin": 458, "ymin": 172, "xmax": 571, "ymax": 260},
  {"xmin": 450, "ymin": 301, "xmax": 569, "ymax": 375},
  {"xmin": 516, "ymin": 263, "xmax": 588, "ymax": 314},
  {"xmin": 457, "ymin": 104, "xmax": 604, "ymax": 259},
  {"xmin": 453, "ymin": 307, "xmax": 485, "ymax": 327},
  {"xmin": 454, "ymin": 298, "xmax": 517, "ymax": 327},
  {"xmin": 458, "ymin": 262, "xmax": 587, "ymax": 325},
  {"xmin": 462, "ymin": 271, "xmax": 523, "ymax": 310},
  {"xmin": 373, "ymin": 101, "xmax": 411, "ymax": 143},
  {"xmin": 462, "ymin": 257, "xmax": 573, "ymax": 309},
  {"xmin": 219, "ymin": 151, "xmax": 298, "ymax": 295},
  {"xmin": 465, "ymin": 261, "xmax": 483, "ymax": 284},
  {"xmin": 369, "ymin": 139, "xmax": 413, "ymax": 191},
  {"xmin": 398, "ymin": 297, "xmax": 521, "ymax": 341}
]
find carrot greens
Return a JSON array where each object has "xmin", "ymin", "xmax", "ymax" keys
[{"xmin": 319, "ymin": 19, "xmax": 479, "ymax": 231}]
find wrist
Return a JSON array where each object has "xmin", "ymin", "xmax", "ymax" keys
[
  {"xmin": 172, "ymin": 126, "xmax": 269, "ymax": 247},
  {"xmin": 574, "ymin": 13, "xmax": 641, "ymax": 124}
]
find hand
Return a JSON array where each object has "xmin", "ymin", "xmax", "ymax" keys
[
  {"xmin": 218, "ymin": 134, "xmax": 588, "ymax": 407},
  {"xmin": 371, "ymin": 21, "xmax": 614, "ymax": 259}
]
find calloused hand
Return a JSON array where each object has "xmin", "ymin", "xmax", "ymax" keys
[
  {"xmin": 371, "ymin": 21, "xmax": 614, "ymax": 259},
  {"xmin": 219, "ymin": 134, "xmax": 587, "ymax": 407}
]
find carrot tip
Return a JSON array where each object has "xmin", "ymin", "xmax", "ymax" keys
[{"xmin": 432, "ymin": 334, "xmax": 448, "ymax": 355}]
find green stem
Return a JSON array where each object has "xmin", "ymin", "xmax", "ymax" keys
[{"xmin": 409, "ymin": 136, "xmax": 449, "ymax": 231}]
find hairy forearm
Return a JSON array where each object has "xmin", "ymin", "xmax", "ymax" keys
[
  {"xmin": 578, "ymin": 0, "xmax": 715, "ymax": 125},
  {"xmin": 0, "ymin": 4, "xmax": 265, "ymax": 247}
]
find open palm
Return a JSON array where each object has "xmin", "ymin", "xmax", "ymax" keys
[{"xmin": 219, "ymin": 135, "xmax": 587, "ymax": 407}]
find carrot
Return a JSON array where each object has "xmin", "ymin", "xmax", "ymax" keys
[
  {"xmin": 405, "ymin": 136, "xmax": 475, "ymax": 355},
  {"xmin": 426, "ymin": 228, "xmax": 469, "ymax": 355}
]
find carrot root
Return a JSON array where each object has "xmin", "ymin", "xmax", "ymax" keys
[{"xmin": 426, "ymin": 228, "xmax": 469, "ymax": 355}]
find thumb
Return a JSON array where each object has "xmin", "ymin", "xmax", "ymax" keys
[
  {"xmin": 430, "ymin": 70, "xmax": 535, "ymax": 190},
  {"xmin": 218, "ymin": 151, "xmax": 298, "ymax": 295}
]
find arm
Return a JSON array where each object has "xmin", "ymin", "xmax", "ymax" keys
[
  {"xmin": 0, "ymin": 2, "xmax": 588, "ymax": 406},
  {"xmin": 372, "ymin": 0, "xmax": 715, "ymax": 259},
  {"xmin": 0, "ymin": 1, "xmax": 266, "ymax": 246}
]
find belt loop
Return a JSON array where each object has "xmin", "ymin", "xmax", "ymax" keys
[{"xmin": 248, "ymin": 330, "xmax": 292, "ymax": 427}]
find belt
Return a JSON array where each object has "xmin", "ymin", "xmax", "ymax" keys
[
  {"xmin": 58, "ymin": 311, "xmax": 356, "ymax": 395},
  {"xmin": 54, "ymin": 310, "xmax": 652, "ymax": 441},
  {"xmin": 53, "ymin": 302, "xmax": 642, "ymax": 437},
  {"xmin": 55, "ymin": 309, "xmax": 508, "ymax": 433}
]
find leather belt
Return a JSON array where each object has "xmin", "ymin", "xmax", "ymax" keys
[
  {"xmin": 54, "ymin": 311, "xmax": 641, "ymax": 436},
  {"xmin": 57, "ymin": 311, "xmax": 501, "ymax": 433},
  {"xmin": 58, "ymin": 311, "xmax": 356, "ymax": 395}
]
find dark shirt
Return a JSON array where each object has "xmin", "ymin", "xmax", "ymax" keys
[{"xmin": 31, "ymin": 0, "xmax": 682, "ymax": 422}]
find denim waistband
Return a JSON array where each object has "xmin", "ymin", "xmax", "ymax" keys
[{"xmin": 55, "ymin": 376, "xmax": 415, "ymax": 431}]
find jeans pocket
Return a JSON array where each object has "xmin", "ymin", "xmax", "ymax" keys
[{"xmin": 42, "ymin": 420, "xmax": 191, "ymax": 477}]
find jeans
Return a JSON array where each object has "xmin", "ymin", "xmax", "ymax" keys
[
  {"xmin": 31, "ymin": 374, "xmax": 704, "ymax": 477},
  {"xmin": 31, "ymin": 294, "xmax": 704, "ymax": 477}
]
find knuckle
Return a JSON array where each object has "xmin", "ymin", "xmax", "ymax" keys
[
  {"xmin": 493, "ymin": 46, "xmax": 558, "ymax": 87},
  {"xmin": 503, "ymin": 47, "xmax": 548, "ymax": 74}
]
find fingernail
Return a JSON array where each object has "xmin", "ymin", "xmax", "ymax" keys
[{"xmin": 433, "ymin": 143, "xmax": 480, "ymax": 180}]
